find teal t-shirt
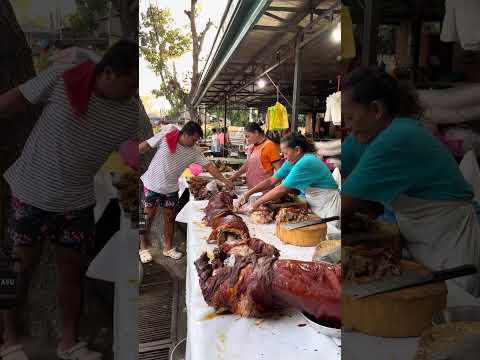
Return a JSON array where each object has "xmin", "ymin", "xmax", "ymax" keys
[
  {"xmin": 274, "ymin": 153, "xmax": 338, "ymax": 192},
  {"xmin": 341, "ymin": 134, "xmax": 369, "ymax": 177},
  {"xmin": 343, "ymin": 117, "xmax": 474, "ymax": 207}
]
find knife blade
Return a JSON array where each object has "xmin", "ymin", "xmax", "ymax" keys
[
  {"xmin": 282, "ymin": 216, "xmax": 340, "ymax": 230},
  {"xmin": 343, "ymin": 264, "xmax": 477, "ymax": 299}
]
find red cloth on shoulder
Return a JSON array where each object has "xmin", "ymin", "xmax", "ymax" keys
[
  {"xmin": 63, "ymin": 60, "xmax": 96, "ymax": 116},
  {"xmin": 165, "ymin": 129, "xmax": 180, "ymax": 154}
]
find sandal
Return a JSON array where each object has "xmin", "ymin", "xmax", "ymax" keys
[
  {"xmin": 0, "ymin": 345, "xmax": 29, "ymax": 360},
  {"xmin": 57, "ymin": 342, "xmax": 101, "ymax": 360},
  {"xmin": 139, "ymin": 249, "xmax": 153, "ymax": 264},
  {"xmin": 163, "ymin": 248, "xmax": 183, "ymax": 260}
]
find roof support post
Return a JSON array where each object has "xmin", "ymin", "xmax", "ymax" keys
[
  {"xmin": 204, "ymin": 107, "xmax": 207, "ymax": 140},
  {"xmin": 224, "ymin": 95, "xmax": 228, "ymax": 157},
  {"xmin": 292, "ymin": 36, "xmax": 304, "ymax": 131},
  {"xmin": 362, "ymin": 0, "xmax": 379, "ymax": 66}
]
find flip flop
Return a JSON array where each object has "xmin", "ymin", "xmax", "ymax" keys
[
  {"xmin": 139, "ymin": 249, "xmax": 153, "ymax": 264},
  {"xmin": 163, "ymin": 248, "xmax": 183, "ymax": 260},
  {"xmin": 0, "ymin": 345, "xmax": 29, "ymax": 360},
  {"xmin": 57, "ymin": 342, "xmax": 102, "ymax": 360}
]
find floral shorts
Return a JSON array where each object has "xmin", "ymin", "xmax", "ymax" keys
[
  {"xmin": 8, "ymin": 195, "xmax": 95, "ymax": 253},
  {"xmin": 143, "ymin": 188, "xmax": 179, "ymax": 209}
]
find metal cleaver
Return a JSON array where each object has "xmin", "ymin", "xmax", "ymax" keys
[{"xmin": 343, "ymin": 264, "xmax": 477, "ymax": 299}]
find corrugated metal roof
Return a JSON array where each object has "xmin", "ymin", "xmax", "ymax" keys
[{"xmin": 193, "ymin": 0, "xmax": 341, "ymax": 113}]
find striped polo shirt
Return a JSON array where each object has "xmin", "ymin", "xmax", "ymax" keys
[
  {"xmin": 141, "ymin": 132, "xmax": 210, "ymax": 195},
  {"xmin": 4, "ymin": 64, "xmax": 141, "ymax": 212}
]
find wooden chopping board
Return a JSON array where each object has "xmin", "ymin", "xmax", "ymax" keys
[
  {"xmin": 343, "ymin": 260, "xmax": 447, "ymax": 337},
  {"xmin": 276, "ymin": 222, "xmax": 327, "ymax": 247}
]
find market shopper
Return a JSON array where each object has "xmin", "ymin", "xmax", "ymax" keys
[
  {"xmin": 218, "ymin": 127, "xmax": 230, "ymax": 155},
  {"xmin": 139, "ymin": 121, "xmax": 233, "ymax": 261},
  {"xmin": 239, "ymin": 133, "xmax": 340, "ymax": 220},
  {"xmin": 210, "ymin": 128, "xmax": 219, "ymax": 154},
  {"xmin": 0, "ymin": 40, "xmax": 140, "ymax": 360},
  {"xmin": 229, "ymin": 122, "xmax": 283, "ymax": 189},
  {"xmin": 341, "ymin": 66, "xmax": 480, "ymax": 297}
]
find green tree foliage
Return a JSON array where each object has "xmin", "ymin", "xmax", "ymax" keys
[
  {"xmin": 140, "ymin": 1, "xmax": 212, "ymax": 121},
  {"xmin": 209, "ymin": 107, "xmax": 251, "ymax": 127},
  {"xmin": 67, "ymin": 0, "xmax": 107, "ymax": 34},
  {"xmin": 140, "ymin": 5, "xmax": 191, "ymax": 119}
]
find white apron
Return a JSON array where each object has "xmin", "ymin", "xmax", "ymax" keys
[
  {"xmin": 304, "ymin": 187, "xmax": 341, "ymax": 227},
  {"xmin": 391, "ymin": 195, "xmax": 480, "ymax": 297}
]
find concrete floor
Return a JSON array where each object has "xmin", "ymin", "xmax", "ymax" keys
[{"xmin": 17, "ymin": 279, "xmax": 114, "ymax": 359}]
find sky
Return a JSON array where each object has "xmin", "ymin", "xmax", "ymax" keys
[
  {"xmin": 11, "ymin": 0, "xmax": 76, "ymax": 26},
  {"xmin": 139, "ymin": 0, "xmax": 228, "ymax": 112}
]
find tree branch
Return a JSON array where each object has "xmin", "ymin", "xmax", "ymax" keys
[{"xmin": 198, "ymin": 18, "xmax": 213, "ymax": 52}]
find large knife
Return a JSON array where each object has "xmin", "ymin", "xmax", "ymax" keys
[
  {"xmin": 282, "ymin": 216, "xmax": 340, "ymax": 230},
  {"xmin": 343, "ymin": 264, "xmax": 477, "ymax": 299}
]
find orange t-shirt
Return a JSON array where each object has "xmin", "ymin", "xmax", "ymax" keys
[{"xmin": 252, "ymin": 139, "xmax": 282, "ymax": 172}]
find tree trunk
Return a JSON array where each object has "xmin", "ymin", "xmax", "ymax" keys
[{"xmin": 185, "ymin": 0, "xmax": 211, "ymax": 123}]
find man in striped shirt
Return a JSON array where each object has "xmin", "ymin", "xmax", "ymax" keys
[
  {"xmin": 0, "ymin": 40, "xmax": 140, "ymax": 360},
  {"xmin": 139, "ymin": 121, "xmax": 233, "ymax": 260}
]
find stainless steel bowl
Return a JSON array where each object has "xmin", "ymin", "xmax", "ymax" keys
[
  {"xmin": 432, "ymin": 306, "xmax": 480, "ymax": 326},
  {"xmin": 301, "ymin": 312, "xmax": 341, "ymax": 338}
]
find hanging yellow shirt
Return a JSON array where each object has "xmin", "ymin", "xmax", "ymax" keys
[
  {"xmin": 270, "ymin": 102, "xmax": 289, "ymax": 130},
  {"xmin": 341, "ymin": 6, "xmax": 356, "ymax": 60}
]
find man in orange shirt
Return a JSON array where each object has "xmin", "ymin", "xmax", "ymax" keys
[{"xmin": 230, "ymin": 123, "xmax": 283, "ymax": 188}]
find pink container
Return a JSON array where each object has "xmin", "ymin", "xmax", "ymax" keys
[
  {"xmin": 437, "ymin": 135, "xmax": 464, "ymax": 158},
  {"xmin": 119, "ymin": 140, "xmax": 139, "ymax": 171},
  {"xmin": 189, "ymin": 163, "xmax": 203, "ymax": 176}
]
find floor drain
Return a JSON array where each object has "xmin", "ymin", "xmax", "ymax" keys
[
  {"xmin": 138, "ymin": 348, "xmax": 169, "ymax": 360},
  {"xmin": 139, "ymin": 262, "xmax": 178, "ymax": 355}
]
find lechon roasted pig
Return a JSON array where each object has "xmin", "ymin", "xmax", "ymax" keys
[
  {"xmin": 194, "ymin": 238, "xmax": 341, "ymax": 325},
  {"xmin": 202, "ymin": 192, "xmax": 235, "ymax": 226},
  {"xmin": 275, "ymin": 207, "xmax": 319, "ymax": 224},
  {"xmin": 219, "ymin": 237, "xmax": 280, "ymax": 258},
  {"xmin": 342, "ymin": 245, "xmax": 401, "ymax": 281},
  {"xmin": 207, "ymin": 214, "xmax": 250, "ymax": 245},
  {"xmin": 250, "ymin": 209, "xmax": 275, "ymax": 224}
]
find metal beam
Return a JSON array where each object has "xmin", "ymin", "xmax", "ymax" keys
[
  {"xmin": 253, "ymin": 25, "xmax": 300, "ymax": 33},
  {"xmin": 264, "ymin": 11, "xmax": 290, "ymax": 24},
  {"xmin": 207, "ymin": 0, "xmax": 325, "ymax": 105},
  {"xmin": 292, "ymin": 36, "xmax": 304, "ymax": 131},
  {"xmin": 267, "ymin": 6, "xmax": 340, "ymax": 15}
]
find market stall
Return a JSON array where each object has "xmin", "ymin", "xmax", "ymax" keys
[
  {"xmin": 340, "ymin": 1, "xmax": 480, "ymax": 358},
  {"xmin": 176, "ymin": 1, "xmax": 344, "ymax": 359},
  {"xmin": 176, "ymin": 197, "xmax": 341, "ymax": 360}
]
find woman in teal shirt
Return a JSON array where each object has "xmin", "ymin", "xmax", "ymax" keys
[
  {"xmin": 239, "ymin": 133, "xmax": 340, "ymax": 220},
  {"xmin": 342, "ymin": 67, "xmax": 480, "ymax": 297}
]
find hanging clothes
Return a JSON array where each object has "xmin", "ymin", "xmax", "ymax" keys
[
  {"xmin": 269, "ymin": 102, "xmax": 289, "ymax": 130},
  {"xmin": 441, "ymin": 0, "xmax": 480, "ymax": 51},
  {"xmin": 341, "ymin": 6, "xmax": 356, "ymax": 60},
  {"xmin": 325, "ymin": 92, "xmax": 341, "ymax": 126}
]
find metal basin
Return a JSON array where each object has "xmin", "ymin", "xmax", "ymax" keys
[{"xmin": 301, "ymin": 312, "xmax": 341, "ymax": 338}]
